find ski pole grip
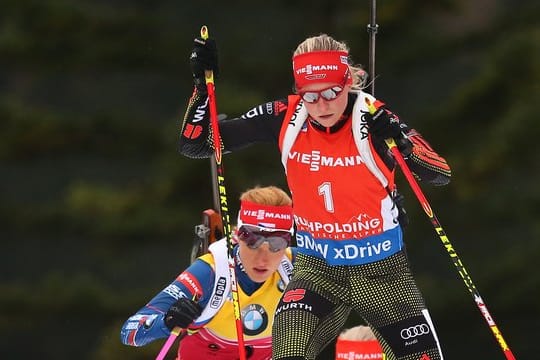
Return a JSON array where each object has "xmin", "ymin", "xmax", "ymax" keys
[{"xmin": 365, "ymin": 97, "xmax": 397, "ymax": 149}]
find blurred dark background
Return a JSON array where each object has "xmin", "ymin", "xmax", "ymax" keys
[{"xmin": 1, "ymin": 0, "xmax": 538, "ymax": 359}]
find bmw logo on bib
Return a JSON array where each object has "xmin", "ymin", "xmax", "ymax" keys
[{"xmin": 242, "ymin": 304, "xmax": 268, "ymax": 336}]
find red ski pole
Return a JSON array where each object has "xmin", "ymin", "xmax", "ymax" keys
[
  {"xmin": 200, "ymin": 25, "xmax": 247, "ymax": 360},
  {"xmin": 155, "ymin": 26, "xmax": 246, "ymax": 360},
  {"xmin": 365, "ymin": 97, "xmax": 516, "ymax": 360},
  {"xmin": 386, "ymin": 135, "xmax": 515, "ymax": 360},
  {"xmin": 364, "ymin": 3, "xmax": 515, "ymax": 356}
]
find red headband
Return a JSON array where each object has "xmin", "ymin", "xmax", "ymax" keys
[
  {"xmin": 292, "ymin": 50, "xmax": 351, "ymax": 90},
  {"xmin": 237, "ymin": 200, "xmax": 294, "ymax": 231}
]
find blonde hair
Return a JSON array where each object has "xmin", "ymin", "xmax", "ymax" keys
[
  {"xmin": 293, "ymin": 34, "xmax": 367, "ymax": 90},
  {"xmin": 239, "ymin": 185, "xmax": 292, "ymax": 207},
  {"xmin": 338, "ymin": 325, "xmax": 377, "ymax": 341}
]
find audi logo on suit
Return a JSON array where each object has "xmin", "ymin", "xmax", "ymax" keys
[{"xmin": 400, "ymin": 324, "xmax": 431, "ymax": 339}]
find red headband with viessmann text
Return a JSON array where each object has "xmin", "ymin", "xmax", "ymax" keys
[
  {"xmin": 292, "ymin": 50, "xmax": 351, "ymax": 90},
  {"xmin": 237, "ymin": 200, "xmax": 294, "ymax": 231}
]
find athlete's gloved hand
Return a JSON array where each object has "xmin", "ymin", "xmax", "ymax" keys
[
  {"xmin": 189, "ymin": 36, "xmax": 219, "ymax": 87},
  {"xmin": 366, "ymin": 106, "xmax": 409, "ymax": 139},
  {"xmin": 164, "ymin": 297, "xmax": 202, "ymax": 330}
]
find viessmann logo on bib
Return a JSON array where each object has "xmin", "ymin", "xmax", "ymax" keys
[{"xmin": 288, "ymin": 150, "xmax": 364, "ymax": 171}]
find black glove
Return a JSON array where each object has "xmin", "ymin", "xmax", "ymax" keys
[
  {"xmin": 164, "ymin": 297, "xmax": 202, "ymax": 330},
  {"xmin": 189, "ymin": 36, "xmax": 219, "ymax": 86},
  {"xmin": 366, "ymin": 106, "xmax": 408, "ymax": 139}
]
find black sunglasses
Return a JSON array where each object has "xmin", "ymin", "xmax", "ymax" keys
[{"xmin": 237, "ymin": 225, "xmax": 291, "ymax": 253}]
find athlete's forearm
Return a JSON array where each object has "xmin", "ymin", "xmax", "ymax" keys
[
  {"xmin": 120, "ymin": 260, "xmax": 215, "ymax": 346},
  {"xmin": 178, "ymin": 91, "xmax": 287, "ymax": 158},
  {"xmin": 120, "ymin": 309, "xmax": 170, "ymax": 346},
  {"xmin": 403, "ymin": 129, "xmax": 451, "ymax": 185},
  {"xmin": 178, "ymin": 87, "xmax": 214, "ymax": 158},
  {"xmin": 120, "ymin": 281, "xmax": 193, "ymax": 346}
]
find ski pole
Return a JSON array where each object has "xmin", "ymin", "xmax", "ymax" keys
[
  {"xmin": 155, "ymin": 327, "xmax": 184, "ymax": 360},
  {"xmin": 364, "ymin": 2, "xmax": 515, "ymax": 357},
  {"xmin": 365, "ymin": 105, "xmax": 516, "ymax": 359},
  {"xmin": 367, "ymin": 0, "xmax": 378, "ymax": 96},
  {"xmin": 385, "ymin": 136, "xmax": 516, "ymax": 360},
  {"xmin": 200, "ymin": 25, "xmax": 247, "ymax": 360},
  {"xmin": 155, "ymin": 292, "xmax": 197, "ymax": 360}
]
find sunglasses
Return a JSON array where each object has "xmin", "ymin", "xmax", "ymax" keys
[
  {"xmin": 298, "ymin": 85, "xmax": 345, "ymax": 104},
  {"xmin": 237, "ymin": 225, "xmax": 291, "ymax": 253}
]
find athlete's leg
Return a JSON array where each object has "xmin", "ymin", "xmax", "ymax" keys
[
  {"xmin": 348, "ymin": 251, "xmax": 444, "ymax": 360},
  {"xmin": 272, "ymin": 254, "xmax": 351, "ymax": 360}
]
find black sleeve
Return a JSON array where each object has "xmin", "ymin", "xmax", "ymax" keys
[
  {"xmin": 178, "ymin": 86, "xmax": 288, "ymax": 158},
  {"xmin": 371, "ymin": 130, "xmax": 451, "ymax": 186},
  {"xmin": 402, "ymin": 129, "xmax": 451, "ymax": 185}
]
